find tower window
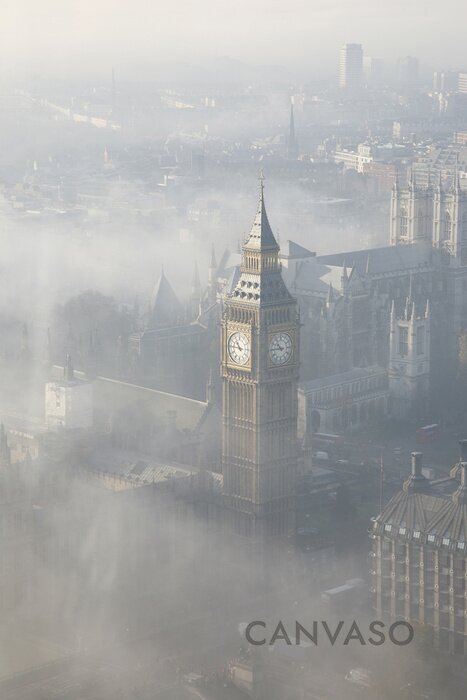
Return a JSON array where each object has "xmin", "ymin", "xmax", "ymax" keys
[
  {"xmin": 443, "ymin": 211, "xmax": 452, "ymax": 242},
  {"xmin": 416, "ymin": 327, "xmax": 424, "ymax": 355},
  {"xmin": 399, "ymin": 327, "xmax": 408, "ymax": 356},
  {"xmin": 400, "ymin": 208, "xmax": 408, "ymax": 238},
  {"xmin": 462, "ymin": 213, "xmax": 467, "ymax": 242}
]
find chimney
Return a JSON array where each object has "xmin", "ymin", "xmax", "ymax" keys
[
  {"xmin": 403, "ymin": 452, "xmax": 429, "ymax": 493},
  {"xmin": 452, "ymin": 462, "xmax": 467, "ymax": 505},
  {"xmin": 460, "ymin": 462, "xmax": 467, "ymax": 488},
  {"xmin": 411, "ymin": 451, "xmax": 422, "ymax": 477}
]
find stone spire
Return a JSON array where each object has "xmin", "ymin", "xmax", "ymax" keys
[
  {"xmin": 232, "ymin": 175, "xmax": 292, "ymax": 306},
  {"xmin": 209, "ymin": 244, "xmax": 217, "ymax": 283},
  {"xmin": 149, "ymin": 266, "xmax": 183, "ymax": 328},
  {"xmin": 85, "ymin": 330, "xmax": 98, "ymax": 378},
  {"xmin": 44, "ymin": 327, "xmax": 53, "ymax": 370},
  {"xmin": 190, "ymin": 261, "xmax": 201, "ymax": 318},
  {"xmin": 64, "ymin": 353, "xmax": 74, "ymax": 382},
  {"xmin": 287, "ymin": 102, "xmax": 298, "ymax": 160},
  {"xmin": 242, "ymin": 172, "xmax": 280, "ymax": 254},
  {"xmin": 20, "ymin": 322, "xmax": 30, "ymax": 364}
]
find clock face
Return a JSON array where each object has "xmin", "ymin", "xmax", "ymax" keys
[
  {"xmin": 269, "ymin": 332, "xmax": 293, "ymax": 366},
  {"xmin": 228, "ymin": 331, "xmax": 251, "ymax": 365}
]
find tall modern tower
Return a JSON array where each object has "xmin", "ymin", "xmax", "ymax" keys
[
  {"xmin": 221, "ymin": 176, "xmax": 299, "ymax": 543},
  {"xmin": 339, "ymin": 43, "xmax": 363, "ymax": 90}
]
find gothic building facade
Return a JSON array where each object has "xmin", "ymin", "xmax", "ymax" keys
[
  {"xmin": 390, "ymin": 172, "xmax": 467, "ymax": 261},
  {"xmin": 371, "ymin": 444, "xmax": 467, "ymax": 655}
]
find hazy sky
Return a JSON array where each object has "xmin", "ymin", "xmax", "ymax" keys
[{"xmin": 2, "ymin": 0, "xmax": 466, "ymax": 80}]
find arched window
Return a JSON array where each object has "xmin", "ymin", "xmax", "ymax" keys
[
  {"xmin": 443, "ymin": 211, "xmax": 452, "ymax": 242},
  {"xmin": 400, "ymin": 208, "xmax": 408, "ymax": 238}
]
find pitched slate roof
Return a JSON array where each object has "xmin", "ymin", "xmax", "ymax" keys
[
  {"xmin": 280, "ymin": 240, "xmax": 315, "ymax": 260},
  {"xmin": 374, "ymin": 473, "xmax": 467, "ymax": 543},
  {"xmin": 150, "ymin": 268, "xmax": 183, "ymax": 328},
  {"xmin": 318, "ymin": 242, "xmax": 435, "ymax": 277}
]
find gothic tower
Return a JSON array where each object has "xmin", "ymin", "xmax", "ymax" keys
[
  {"xmin": 389, "ymin": 171, "xmax": 433, "ymax": 246},
  {"xmin": 388, "ymin": 292, "xmax": 430, "ymax": 421},
  {"xmin": 221, "ymin": 177, "xmax": 299, "ymax": 542},
  {"xmin": 390, "ymin": 169, "xmax": 467, "ymax": 262}
]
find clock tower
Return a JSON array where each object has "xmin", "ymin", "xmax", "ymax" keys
[{"xmin": 221, "ymin": 177, "xmax": 299, "ymax": 542}]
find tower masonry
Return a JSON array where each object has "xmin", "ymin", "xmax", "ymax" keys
[
  {"xmin": 388, "ymin": 294, "xmax": 430, "ymax": 421},
  {"xmin": 221, "ymin": 177, "xmax": 300, "ymax": 542}
]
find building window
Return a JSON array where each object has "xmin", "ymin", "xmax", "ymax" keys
[
  {"xmin": 443, "ymin": 211, "xmax": 452, "ymax": 242},
  {"xmin": 413, "ymin": 531, "xmax": 420, "ymax": 539},
  {"xmin": 416, "ymin": 326, "xmax": 424, "ymax": 355},
  {"xmin": 400, "ymin": 208, "xmax": 408, "ymax": 238},
  {"xmin": 399, "ymin": 327, "xmax": 408, "ymax": 356},
  {"xmin": 427, "ymin": 534, "xmax": 435, "ymax": 543},
  {"xmin": 442, "ymin": 537, "xmax": 450, "ymax": 546}
]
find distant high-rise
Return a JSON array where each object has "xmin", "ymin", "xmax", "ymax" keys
[
  {"xmin": 458, "ymin": 72, "xmax": 467, "ymax": 95},
  {"xmin": 398, "ymin": 56, "xmax": 419, "ymax": 86},
  {"xmin": 339, "ymin": 43, "xmax": 363, "ymax": 91},
  {"xmin": 433, "ymin": 71, "xmax": 459, "ymax": 94},
  {"xmin": 363, "ymin": 56, "xmax": 384, "ymax": 85}
]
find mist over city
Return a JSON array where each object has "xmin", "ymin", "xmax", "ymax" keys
[{"xmin": 1, "ymin": 2, "xmax": 467, "ymax": 699}]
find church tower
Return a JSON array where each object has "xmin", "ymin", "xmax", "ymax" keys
[
  {"xmin": 221, "ymin": 176, "xmax": 299, "ymax": 542},
  {"xmin": 287, "ymin": 102, "xmax": 298, "ymax": 160},
  {"xmin": 389, "ymin": 171, "xmax": 433, "ymax": 246},
  {"xmin": 388, "ymin": 292, "xmax": 430, "ymax": 421},
  {"xmin": 390, "ymin": 169, "xmax": 467, "ymax": 263}
]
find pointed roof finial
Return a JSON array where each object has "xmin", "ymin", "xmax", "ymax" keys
[
  {"xmin": 150, "ymin": 266, "xmax": 182, "ymax": 328},
  {"xmin": 192, "ymin": 260, "xmax": 200, "ymax": 289},
  {"xmin": 210, "ymin": 243, "xmax": 217, "ymax": 271},
  {"xmin": 408, "ymin": 271, "xmax": 414, "ymax": 304},
  {"xmin": 242, "ymin": 172, "xmax": 279, "ymax": 253},
  {"xmin": 259, "ymin": 168, "xmax": 265, "ymax": 198}
]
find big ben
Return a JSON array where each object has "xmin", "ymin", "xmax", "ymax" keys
[{"xmin": 221, "ymin": 176, "xmax": 299, "ymax": 543}]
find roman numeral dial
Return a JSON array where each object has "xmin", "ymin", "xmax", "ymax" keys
[
  {"xmin": 269, "ymin": 332, "xmax": 293, "ymax": 366},
  {"xmin": 228, "ymin": 331, "xmax": 251, "ymax": 365}
]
